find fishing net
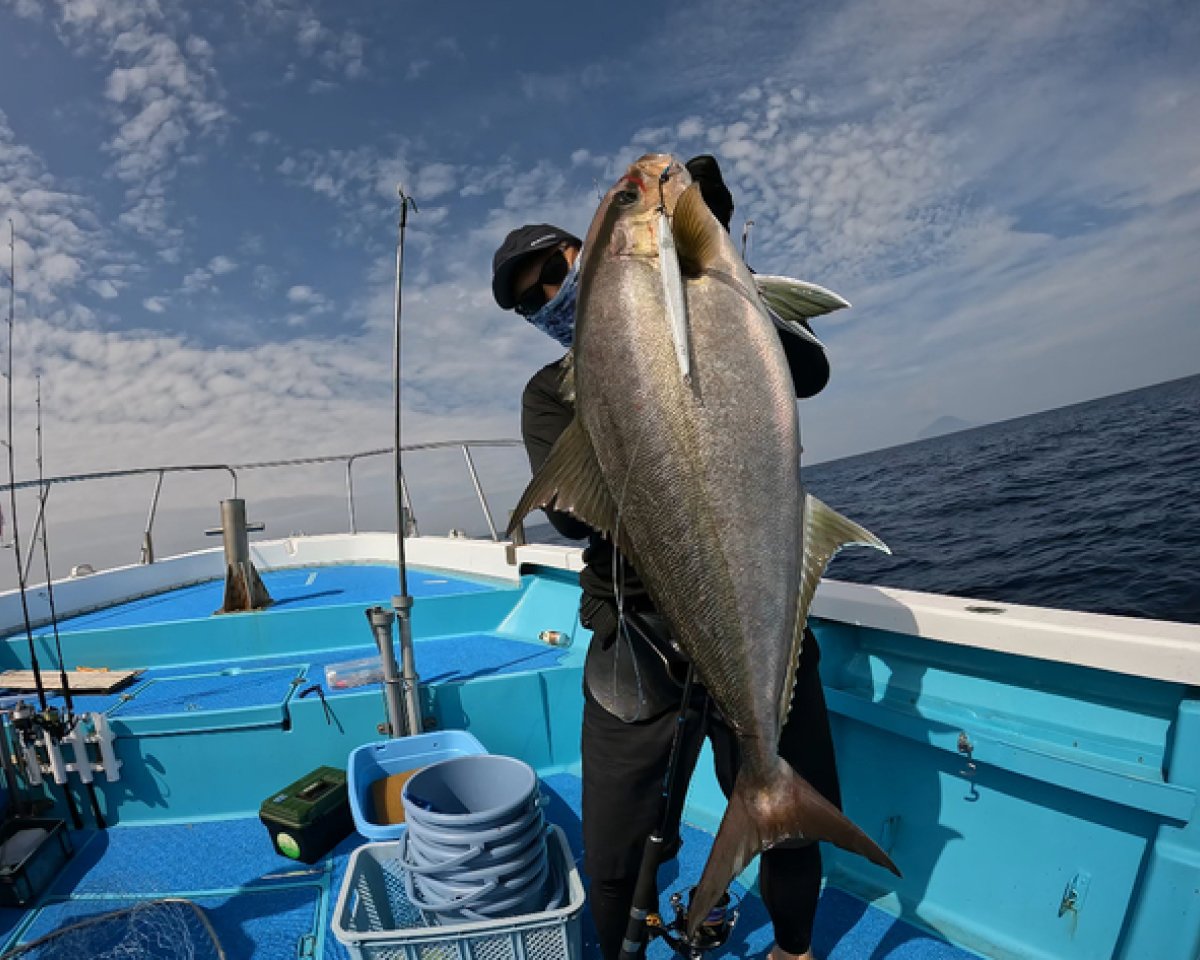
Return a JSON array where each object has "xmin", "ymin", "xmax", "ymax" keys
[{"xmin": 0, "ymin": 898, "xmax": 225, "ymax": 960}]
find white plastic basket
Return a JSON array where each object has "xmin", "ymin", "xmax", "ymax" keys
[{"xmin": 332, "ymin": 825, "xmax": 584, "ymax": 960}]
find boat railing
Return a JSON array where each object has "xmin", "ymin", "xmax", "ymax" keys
[{"xmin": 0, "ymin": 439, "xmax": 524, "ymax": 574}]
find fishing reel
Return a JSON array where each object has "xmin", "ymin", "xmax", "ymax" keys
[
  {"xmin": 39, "ymin": 705, "xmax": 69, "ymax": 740},
  {"xmin": 9, "ymin": 700, "xmax": 72, "ymax": 744},
  {"xmin": 10, "ymin": 699, "xmax": 38, "ymax": 745},
  {"xmin": 650, "ymin": 888, "xmax": 738, "ymax": 959}
]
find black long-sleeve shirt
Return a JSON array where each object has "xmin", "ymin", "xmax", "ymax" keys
[{"xmin": 520, "ymin": 358, "xmax": 645, "ymax": 603}]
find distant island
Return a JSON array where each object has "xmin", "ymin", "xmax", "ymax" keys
[{"xmin": 919, "ymin": 415, "xmax": 975, "ymax": 440}]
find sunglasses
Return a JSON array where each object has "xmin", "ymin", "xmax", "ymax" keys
[{"xmin": 514, "ymin": 249, "xmax": 570, "ymax": 317}]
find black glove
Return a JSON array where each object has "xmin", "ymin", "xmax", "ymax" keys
[{"xmin": 685, "ymin": 155, "xmax": 734, "ymax": 231}]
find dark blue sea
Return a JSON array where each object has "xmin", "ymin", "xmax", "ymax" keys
[
  {"xmin": 533, "ymin": 375, "xmax": 1200, "ymax": 625},
  {"xmin": 805, "ymin": 375, "xmax": 1200, "ymax": 625}
]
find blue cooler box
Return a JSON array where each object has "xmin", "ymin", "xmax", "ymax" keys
[{"xmin": 348, "ymin": 730, "xmax": 487, "ymax": 841}]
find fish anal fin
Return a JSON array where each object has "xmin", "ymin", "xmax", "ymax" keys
[
  {"xmin": 506, "ymin": 417, "xmax": 626, "ymax": 550},
  {"xmin": 671, "ymin": 183, "xmax": 724, "ymax": 276},
  {"xmin": 687, "ymin": 757, "xmax": 900, "ymax": 940},
  {"xmin": 779, "ymin": 494, "xmax": 890, "ymax": 732}
]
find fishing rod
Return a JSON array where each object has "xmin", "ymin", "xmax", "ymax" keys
[
  {"xmin": 4, "ymin": 221, "xmax": 46, "ymax": 711},
  {"xmin": 4, "ymin": 221, "xmax": 82, "ymax": 828},
  {"xmin": 385, "ymin": 186, "xmax": 421, "ymax": 738},
  {"xmin": 740, "ymin": 219, "xmax": 755, "ymax": 264},
  {"xmin": 35, "ymin": 378, "xmax": 105, "ymax": 828},
  {"xmin": 617, "ymin": 662, "xmax": 737, "ymax": 960}
]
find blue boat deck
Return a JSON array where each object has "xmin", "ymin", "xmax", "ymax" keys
[
  {"xmin": 0, "ymin": 773, "xmax": 981, "ymax": 959},
  {"xmin": 0, "ymin": 563, "xmax": 986, "ymax": 957},
  {"xmin": 6, "ymin": 559, "xmax": 1192, "ymax": 958},
  {"xmin": 48, "ymin": 565, "xmax": 505, "ymax": 634}
]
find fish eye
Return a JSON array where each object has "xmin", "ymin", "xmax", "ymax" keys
[{"xmin": 615, "ymin": 189, "xmax": 639, "ymax": 206}]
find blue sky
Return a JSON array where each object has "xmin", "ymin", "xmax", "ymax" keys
[{"xmin": 0, "ymin": 0, "xmax": 1198, "ymax": 575}]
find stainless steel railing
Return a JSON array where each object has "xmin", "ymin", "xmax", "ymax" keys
[{"xmin": 0, "ymin": 439, "xmax": 524, "ymax": 574}]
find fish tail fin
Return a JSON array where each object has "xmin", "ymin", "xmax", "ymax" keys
[{"xmin": 686, "ymin": 756, "xmax": 900, "ymax": 939}]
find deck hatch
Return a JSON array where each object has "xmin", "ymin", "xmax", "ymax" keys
[{"xmin": 106, "ymin": 665, "xmax": 305, "ymax": 728}]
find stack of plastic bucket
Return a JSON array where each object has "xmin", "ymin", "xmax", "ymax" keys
[{"xmin": 399, "ymin": 755, "xmax": 565, "ymax": 924}]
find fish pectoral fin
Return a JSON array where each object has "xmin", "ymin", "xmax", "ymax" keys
[
  {"xmin": 687, "ymin": 758, "xmax": 900, "ymax": 941},
  {"xmin": 779, "ymin": 494, "xmax": 890, "ymax": 730},
  {"xmin": 671, "ymin": 183, "xmax": 725, "ymax": 276},
  {"xmin": 506, "ymin": 417, "xmax": 623, "ymax": 543},
  {"xmin": 754, "ymin": 275, "xmax": 850, "ymax": 323}
]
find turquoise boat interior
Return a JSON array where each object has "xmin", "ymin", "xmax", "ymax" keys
[{"xmin": 0, "ymin": 534, "xmax": 1197, "ymax": 959}]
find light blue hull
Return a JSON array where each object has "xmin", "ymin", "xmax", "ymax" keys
[{"xmin": 0, "ymin": 547, "xmax": 1195, "ymax": 959}]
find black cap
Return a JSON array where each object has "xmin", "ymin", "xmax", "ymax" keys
[
  {"xmin": 492, "ymin": 224, "xmax": 582, "ymax": 310},
  {"xmin": 685, "ymin": 155, "xmax": 734, "ymax": 231}
]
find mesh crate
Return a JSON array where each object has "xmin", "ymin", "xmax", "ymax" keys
[{"xmin": 332, "ymin": 826, "xmax": 583, "ymax": 960}]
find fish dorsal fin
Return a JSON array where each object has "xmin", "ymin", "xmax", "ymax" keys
[
  {"xmin": 506, "ymin": 417, "xmax": 633, "ymax": 556},
  {"xmin": 778, "ymin": 493, "xmax": 890, "ymax": 736},
  {"xmin": 671, "ymin": 183, "xmax": 724, "ymax": 276},
  {"xmin": 754, "ymin": 275, "xmax": 850, "ymax": 321}
]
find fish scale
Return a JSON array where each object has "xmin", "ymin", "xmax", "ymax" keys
[{"xmin": 509, "ymin": 153, "xmax": 897, "ymax": 939}]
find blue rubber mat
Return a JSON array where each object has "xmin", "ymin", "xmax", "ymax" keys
[
  {"xmin": 36, "ymin": 635, "xmax": 564, "ymax": 718},
  {"xmin": 51, "ymin": 818, "xmax": 331, "ymax": 895},
  {"xmin": 0, "ymin": 784, "xmax": 983, "ymax": 958},
  {"xmin": 51, "ymin": 565, "xmax": 503, "ymax": 633},
  {"xmin": 107, "ymin": 666, "xmax": 303, "ymax": 718},
  {"xmin": 322, "ymin": 633, "xmax": 568, "ymax": 693},
  {"xmin": 537, "ymin": 774, "xmax": 983, "ymax": 960},
  {"xmin": 7, "ymin": 887, "xmax": 322, "ymax": 959}
]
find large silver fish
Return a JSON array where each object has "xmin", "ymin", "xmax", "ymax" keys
[{"xmin": 509, "ymin": 154, "xmax": 899, "ymax": 935}]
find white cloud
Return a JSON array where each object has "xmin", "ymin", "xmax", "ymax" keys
[
  {"xmin": 1, "ymin": 0, "xmax": 1196, "ymax": 584},
  {"xmin": 181, "ymin": 267, "xmax": 213, "ymax": 295},
  {"xmin": 0, "ymin": 110, "xmax": 109, "ymax": 306},
  {"xmin": 252, "ymin": 265, "xmax": 280, "ymax": 296},
  {"xmin": 287, "ymin": 284, "xmax": 321, "ymax": 304},
  {"xmin": 90, "ymin": 278, "xmax": 121, "ymax": 299},
  {"xmin": 8, "ymin": 1, "xmax": 228, "ymax": 253},
  {"xmin": 284, "ymin": 282, "xmax": 328, "ymax": 313}
]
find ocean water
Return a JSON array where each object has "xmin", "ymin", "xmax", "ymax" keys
[
  {"xmin": 804, "ymin": 374, "xmax": 1200, "ymax": 624},
  {"xmin": 532, "ymin": 375, "xmax": 1200, "ymax": 625}
]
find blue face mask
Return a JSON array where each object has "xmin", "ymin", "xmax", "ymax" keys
[{"xmin": 523, "ymin": 254, "xmax": 580, "ymax": 348}]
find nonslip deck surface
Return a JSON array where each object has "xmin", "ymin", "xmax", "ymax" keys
[
  {"xmin": 18, "ymin": 633, "xmax": 569, "ymax": 719},
  {"xmin": 47, "ymin": 565, "xmax": 504, "ymax": 634},
  {"xmin": 0, "ymin": 774, "xmax": 982, "ymax": 959}
]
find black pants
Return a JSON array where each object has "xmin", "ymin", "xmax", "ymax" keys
[{"xmin": 581, "ymin": 625, "xmax": 840, "ymax": 959}]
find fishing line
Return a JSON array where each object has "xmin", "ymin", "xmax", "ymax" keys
[
  {"xmin": 34, "ymin": 377, "xmax": 105, "ymax": 828},
  {"xmin": 34, "ymin": 380, "xmax": 71, "ymax": 718},
  {"xmin": 4, "ymin": 220, "xmax": 47, "ymax": 712},
  {"xmin": 609, "ymin": 406, "xmax": 652, "ymax": 721},
  {"xmin": 609, "ymin": 163, "xmax": 689, "ymax": 719},
  {"xmin": 4, "ymin": 221, "xmax": 82, "ymax": 829}
]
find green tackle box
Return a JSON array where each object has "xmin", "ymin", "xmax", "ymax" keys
[{"xmin": 259, "ymin": 766, "xmax": 353, "ymax": 864}]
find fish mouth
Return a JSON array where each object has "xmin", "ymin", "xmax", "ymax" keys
[{"xmin": 630, "ymin": 152, "xmax": 686, "ymax": 185}]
